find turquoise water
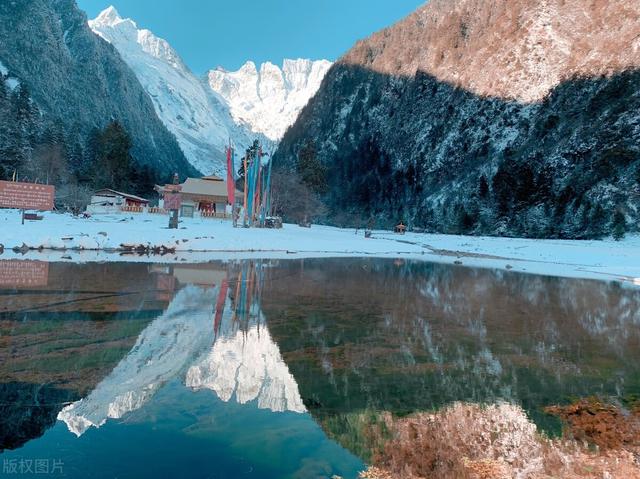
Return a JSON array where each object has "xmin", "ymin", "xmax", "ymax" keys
[
  {"xmin": 1, "ymin": 258, "xmax": 640, "ymax": 477},
  {"xmin": 2, "ymin": 379, "xmax": 363, "ymax": 478}
]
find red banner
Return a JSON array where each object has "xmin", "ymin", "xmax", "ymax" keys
[
  {"xmin": 226, "ymin": 146, "xmax": 235, "ymax": 206},
  {"xmin": 0, "ymin": 261, "xmax": 49, "ymax": 288},
  {"xmin": 163, "ymin": 184, "xmax": 182, "ymax": 210},
  {"xmin": 0, "ymin": 181, "xmax": 55, "ymax": 211},
  {"xmin": 214, "ymin": 278, "xmax": 229, "ymax": 336}
]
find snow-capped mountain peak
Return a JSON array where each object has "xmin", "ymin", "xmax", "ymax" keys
[
  {"xmin": 90, "ymin": 8, "xmax": 184, "ymax": 70},
  {"xmin": 89, "ymin": 7, "xmax": 330, "ymax": 174},
  {"xmin": 207, "ymin": 58, "xmax": 333, "ymax": 141},
  {"xmin": 92, "ymin": 5, "xmax": 122, "ymax": 27},
  {"xmin": 89, "ymin": 7, "xmax": 260, "ymax": 175}
]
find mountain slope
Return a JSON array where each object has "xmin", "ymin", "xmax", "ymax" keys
[
  {"xmin": 0, "ymin": 0, "xmax": 195, "ymax": 177},
  {"xmin": 89, "ymin": 7, "xmax": 262, "ymax": 175},
  {"xmin": 90, "ymin": 7, "xmax": 332, "ymax": 174},
  {"xmin": 274, "ymin": 0, "xmax": 640, "ymax": 238},
  {"xmin": 208, "ymin": 59, "xmax": 332, "ymax": 141}
]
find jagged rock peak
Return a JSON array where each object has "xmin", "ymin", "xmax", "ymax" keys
[{"xmin": 207, "ymin": 58, "xmax": 333, "ymax": 140}]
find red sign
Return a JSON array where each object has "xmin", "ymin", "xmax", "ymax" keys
[
  {"xmin": 163, "ymin": 184, "xmax": 182, "ymax": 210},
  {"xmin": 0, "ymin": 181, "xmax": 55, "ymax": 210},
  {"xmin": 155, "ymin": 273, "xmax": 176, "ymax": 302},
  {"xmin": 0, "ymin": 261, "xmax": 49, "ymax": 288}
]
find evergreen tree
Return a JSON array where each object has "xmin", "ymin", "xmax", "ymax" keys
[
  {"xmin": 478, "ymin": 174, "xmax": 489, "ymax": 200},
  {"xmin": 297, "ymin": 140, "xmax": 328, "ymax": 194},
  {"xmin": 0, "ymin": 74, "xmax": 6, "ymax": 101},
  {"xmin": 131, "ymin": 164, "xmax": 157, "ymax": 197},
  {"xmin": 68, "ymin": 142, "xmax": 84, "ymax": 175},
  {"xmin": 492, "ymin": 163, "xmax": 512, "ymax": 217},
  {"xmin": 9, "ymin": 84, "xmax": 38, "ymax": 169},
  {"xmin": 514, "ymin": 163, "xmax": 535, "ymax": 207},
  {"xmin": 535, "ymin": 165, "xmax": 553, "ymax": 203},
  {"xmin": 611, "ymin": 210, "xmax": 626, "ymax": 241},
  {"xmin": 452, "ymin": 202, "xmax": 475, "ymax": 234},
  {"xmin": 91, "ymin": 121, "xmax": 134, "ymax": 191},
  {"xmin": 31, "ymin": 120, "xmax": 68, "ymax": 184},
  {"xmin": 589, "ymin": 204, "xmax": 607, "ymax": 238},
  {"xmin": 0, "ymin": 77, "xmax": 11, "ymax": 179}
]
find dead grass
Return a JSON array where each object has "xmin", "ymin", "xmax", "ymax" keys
[
  {"xmin": 358, "ymin": 401, "xmax": 640, "ymax": 479},
  {"xmin": 341, "ymin": 0, "xmax": 640, "ymax": 103}
]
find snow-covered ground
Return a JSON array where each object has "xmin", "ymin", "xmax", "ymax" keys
[{"xmin": 0, "ymin": 210, "xmax": 638, "ymax": 285}]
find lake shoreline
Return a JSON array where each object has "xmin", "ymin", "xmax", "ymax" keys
[{"xmin": 0, "ymin": 210, "xmax": 638, "ymax": 286}]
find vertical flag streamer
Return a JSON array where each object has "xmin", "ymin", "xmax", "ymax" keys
[{"xmin": 226, "ymin": 143, "xmax": 235, "ymax": 208}]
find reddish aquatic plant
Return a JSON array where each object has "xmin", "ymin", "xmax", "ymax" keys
[{"xmin": 359, "ymin": 401, "xmax": 640, "ymax": 479}]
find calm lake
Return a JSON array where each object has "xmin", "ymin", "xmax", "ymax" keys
[{"xmin": 1, "ymin": 258, "xmax": 639, "ymax": 478}]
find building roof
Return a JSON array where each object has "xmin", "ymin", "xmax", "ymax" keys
[
  {"xmin": 181, "ymin": 178, "xmax": 228, "ymax": 197},
  {"xmin": 155, "ymin": 178, "xmax": 241, "ymax": 201},
  {"xmin": 181, "ymin": 178, "xmax": 242, "ymax": 199},
  {"xmin": 93, "ymin": 189, "xmax": 149, "ymax": 204}
]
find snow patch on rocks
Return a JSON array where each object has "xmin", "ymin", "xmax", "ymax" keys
[
  {"xmin": 58, "ymin": 286, "xmax": 218, "ymax": 436},
  {"xmin": 186, "ymin": 299, "xmax": 306, "ymax": 413},
  {"xmin": 208, "ymin": 59, "xmax": 332, "ymax": 141}
]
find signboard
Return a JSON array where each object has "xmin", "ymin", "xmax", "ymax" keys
[
  {"xmin": 163, "ymin": 184, "xmax": 182, "ymax": 210},
  {"xmin": 0, "ymin": 261, "xmax": 49, "ymax": 288},
  {"xmin": 155, "ymin": 273, "xmax": 176, "ymax": 302},
  {"xmin": 0, "ymin": 181, "xmax": 55, "ymax": 211}
]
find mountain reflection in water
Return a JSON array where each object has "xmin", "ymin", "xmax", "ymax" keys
[
  {"xmin": 59, "ymin": 262, "xmax": 306, "ymax": 437},
  {"xmin": 0, "ymin": 258, "xmax": 639, "ymax": 478},
  {"xmin": 259, "ymin": 260, "xmax": 640, "ymax": 436}
]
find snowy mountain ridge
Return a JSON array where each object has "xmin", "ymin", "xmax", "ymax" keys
[
  {"xmin": 90, "ymin": 6, "xmax": 184, "ymax": 69},
  {"xmin": 89, "ymin": 6, "xmax": 258, "ymax": 175},
  {"xmin": 0, "ymin": 0, "xmax": 195, "ymax": 179},
  {"xmin": 89, "ymin": 6, "xmax": 331, "ymax": 174},
  {"xmin": 208, "ymin": 58, "xmax": 333, "ymax": 141}
]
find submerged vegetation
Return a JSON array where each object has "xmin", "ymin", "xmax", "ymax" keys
[{"xmin": 357, "ymin": 399, "xmax": 640, "ymax": 479}]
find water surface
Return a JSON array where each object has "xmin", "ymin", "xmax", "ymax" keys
[{"xmin": 1, "ymin": 259, "xmax": 639, "ymax": 477}]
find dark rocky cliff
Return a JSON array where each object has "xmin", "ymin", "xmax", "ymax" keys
[
  {"xmin": 0, "ymin": 0, "xmax": 197, "ymax": 179},
  {"xmin": 275, "ymin": 0, "xmax": 640, "ymax": 238}
]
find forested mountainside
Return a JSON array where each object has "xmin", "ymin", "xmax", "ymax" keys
[
  {"xmin": 0, "ymin": 0, "xmax": 196, "ymax": 197},
  {"xmin": 274, "ymin": 0, "xmax": 640, "ymax": 239}
]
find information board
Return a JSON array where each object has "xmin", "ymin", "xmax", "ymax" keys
[
  {"xmin": 0, "ymin": 261, "xmax": 49, "ymax": 288},
  {"xmin": 0, "ymin": 181, "xmax": 55, "ymax": 210},
  {"xmin": 163, "ymin": 184, "xmax": 182, "ymax": 210}
]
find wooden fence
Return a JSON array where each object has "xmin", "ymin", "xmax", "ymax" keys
[{"xmin": 121, "ymin": 206, "xmax": 144, "ymax": 213}]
